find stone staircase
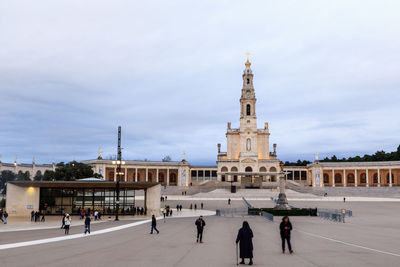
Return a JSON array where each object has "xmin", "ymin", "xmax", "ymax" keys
[
  {"xmin": 161, "ymin": 180, "xmax": 231, "ymax": 195},
  {"xmin": 286, "ymin": 180, "xmax": 400, "ymax": 198}
]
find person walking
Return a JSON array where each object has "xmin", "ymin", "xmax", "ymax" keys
[
  {"xmin": 64, "ymin": 214, "xmax": 71, "ymax": 235},
  {"xmin": 280, "ymin": 216, "xmax": 293, "ymax": 254},
  {"xmin": 150, "ymin": 215, "xmax": 159, "ymax": 234},
  {"xmin": 40, "ymin": 211, "xmax": 45, "ymax": 222},
  {"xmin": 61, "ymin": 213, "xmax": 66, "ymax": 229},
  {"xmin": 195, "ymin": 216, "xmax": 206, "ymax": 243},
  {"xmin": 201, "ymin": 202, "xmax": 204, "ymax": 209},
  {"xmin": 3, "ymin": 211, "xmax": 8, "ymax": 224},
  {"xmin": 84, "ymin": 215, "xmax": 91, "ymax": 234},
  {"xmin": 228, "ymin": 198, "xmax": 231, "ymax": 205},
  {"xmin": 163, "ymin": 206, "xmax": 167, "ymax": 222},
  {"xmin": 236, "ymin": 221, "xmax": 254, "ymax": 265},
  {"xmin": 194, "ymin": 204, "xmax": 197, "ymax": 210},
  {"xmin": 31, "ymin": 210, "xmax": 35, "ymax": 222},
  {"xmin": 179, "ymin": 205, "xmax": 182, "ymax": 211},
  {"xmin": 176, "ymin": 205, "xmax": 179, "ymax": 212}
]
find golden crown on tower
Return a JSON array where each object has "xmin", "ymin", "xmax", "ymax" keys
[{"xmin": 245, "ymin": 52, "xmax": 251, "ymax": 67}]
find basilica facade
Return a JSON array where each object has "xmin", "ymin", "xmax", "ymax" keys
[{"xmin": 216, "ymin": 57, "xmax": 280, "ymax": 187}]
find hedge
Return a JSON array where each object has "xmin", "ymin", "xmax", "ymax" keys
[{"xmin": 248, "ymin": 208, "xmax": 317, "ymax": 216}]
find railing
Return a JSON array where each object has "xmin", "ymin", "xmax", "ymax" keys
[
  {"xmin": 261, "ymin": 211, "xmax": 274, "ymax": 222},
  {"xmin": 216, "ymin": 208, "xmax": 248, "ymax": 217},
  {"xmin": 317, "ymin": 208, "xmax": 352, "ymax": 223},
  {"xmin": 242, "ymin": 197, "xmax": 253, "ymax": 208}
]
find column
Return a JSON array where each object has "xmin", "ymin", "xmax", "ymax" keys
[
  {"xmin": 343, "ymin": 169, "xmax": 346, "ymax": 187},
  {"xmin": 156, "ymin": 168, "xmax": 159, "ymax": 183},
  {"xmin": 135, "ymin": 168, "xmax": 138, "ymax": 182},
  {"xmin": 167, "ymin": 168, "xmax": 170, "ymax": 186},
  {"xmin": 114, "ymin": 167, "xmax": 117, "ymax": 182},
  {"xmin": 146, "ymin": 168, "xmax": 149, "ymax": 182},
  {"xmin": 355, "ymin": 169, "xmax": 358, "ymax": 187},
  {"xmin": 332, "ymin": 169, "xmax": 335, "ymax": 187},
  {"xmin": 312, "ymin": 169, "xmax": 316, "ymax": 187},
  {"xmin": 178, "ymin": 168, "xmax": 182, "ymax": 186},
  {"xmin": 378, "ymin": 168, "xmax": 381, "ymax": 187},
  {"xmin": 285, "ymin": 171, "xmax": 288, "ymax": 181},
  {"xmin": 125, "ymin": 168, "xmax": 128, "ymax": 182},
  {"xmin": 319, "ymin": 169, "xmax": 324, "ymax": 187},
  {"xmin": 366, "ymin": 169, "xmax": 369, "ymax": 187},
  {"xmin": 389, "ymin": 168, "xmax": 392, "ymax": 187}
]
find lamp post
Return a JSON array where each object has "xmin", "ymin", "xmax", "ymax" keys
[{"xmin": 112, "ymin": 126, "xmax": 125, "ymax": 221}]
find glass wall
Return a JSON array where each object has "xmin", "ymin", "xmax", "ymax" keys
[{"xmin": 39, "ymin": 188, "xmax": 136, "ymax": 215}]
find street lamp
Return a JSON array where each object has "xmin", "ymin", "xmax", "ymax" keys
[{"xmin": 112, "ymin": 126, "xmax": 125, "ymax": 221}]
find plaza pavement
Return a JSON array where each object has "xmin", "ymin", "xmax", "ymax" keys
[{"xmin": 0, "ymin": 198, "xmax": 400, "ymax": 267}]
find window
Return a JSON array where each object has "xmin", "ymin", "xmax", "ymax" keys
[
  {"xmin": 246, "ymin": 138, "xmax": 251, "ymax": 151},
  {"xmin": 246, "ymin": 104, "xmax": 251, "ymax": 116},
  {"xmin": 334, "ymin": 174, "xmax": 342, "ymax": 183},
  {"xmin": 247, "ymin": 78, "xmax": 250, "ymax": 84},
  {"xmin": 347, "ymin": 174, "xmax": 355, "ymax": 183},
  {"xmin": 360, "ymin": 173, "xmax": 366, "ymax": 183},
  {"xmin": 323, "ymin": 174, "xmax": 329, "ymax": 184}
]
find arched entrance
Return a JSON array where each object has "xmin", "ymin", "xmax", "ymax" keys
[
  {"xmin": 231, "ymin": 167, "xmax": 238, "ymax": 182},
  {"xmin": 269, "ymin": 167, "xmax": 277, "ymax": 182},
  {"xmin": 221, "ymin": 167, "xmax": 228, "ymax": 182}
]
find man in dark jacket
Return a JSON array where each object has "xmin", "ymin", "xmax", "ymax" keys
[
  {"xmin": 61, "ymin": 213, "xmax": 66, "ymax": 229},
  {"xmin": 150, "ymin": 215, "xmax": 159, "ymax": 234},
  {"xmin": 84, "ymin": 215, "xmax": 91, "ymax": 234},
  {"xmin": 236, "ymin": 221, "xmax": 254, "ymax": 265},
  {"xmin": 195, "ymin": 216, "xmax": 206, "ymax": 243},
  {"xmin": 280, "ymin": 216, "xmax": 293, "ymax": 254}
]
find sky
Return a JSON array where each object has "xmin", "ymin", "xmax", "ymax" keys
[{"xmin": 0, "ymin": 0, "xmax": 399, "ymax": 165}]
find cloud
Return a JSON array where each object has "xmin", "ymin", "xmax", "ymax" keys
[{"xmin": 0, "ymin": 0, "xmax": 399, "ymax": 165}]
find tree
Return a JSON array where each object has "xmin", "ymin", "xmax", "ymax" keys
[
  {"xmin": 0, "ymin": 170, "xmax": 17, "ymax": 194},
  {"xmin": 16, "ymin": 171, "xmax": 31, "ymax": 181},
  {"xmin": 34, "ymin": 171, "xmax": 43, "ymax": 181},
  {"xmin": 162, "ymin": 155, "xmax": 172, "ymax": 162},
  {"xmin": 52, "ymin": 161, "xmax": 97, "ymax": 181}
]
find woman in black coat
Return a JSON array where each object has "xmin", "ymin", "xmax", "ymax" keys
[
  {"xmin": 236, "ymin": 221, "xmax": 254, "ymax": 265},
  {"xmin": 280, "ymin": 216, "xmax": 293, "ymax": 254}
]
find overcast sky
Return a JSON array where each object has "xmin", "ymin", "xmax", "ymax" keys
[{"xmin": 0, "ymin": 0, "xmax": 399, "ymax": 165}]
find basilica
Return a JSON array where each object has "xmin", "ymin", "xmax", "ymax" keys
[{"xmin": 216, "ymin": 56, "xmax": 280, "ymax": 187}]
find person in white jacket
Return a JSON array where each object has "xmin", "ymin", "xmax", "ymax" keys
[{"xmin": 64, "ymin": 214, "xmax": 71, "ymax": 235}]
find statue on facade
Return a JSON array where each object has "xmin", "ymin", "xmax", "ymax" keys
[{"xmin": 98, "ymin": 148, "xmax": 103, "ymax": 160}]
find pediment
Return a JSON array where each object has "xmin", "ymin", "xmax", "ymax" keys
[{"xmin": 241, "ymin": 158, "xmax": 256, "ymax": 163}]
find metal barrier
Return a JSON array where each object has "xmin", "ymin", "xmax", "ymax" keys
[
  {"xmin": 261, "ymin": 211, "xmax": 274, "ymax": 222},
  {"xmin": 216, "ymin": 208, "xmax": 248, "ymax": 217},
  {"xmin": 317, "ymin": 208, "xmax": 352, "ymax": 223},
  {"xmin": 242, "ymin": 197, "xmax": 253, "ymax": 208}
]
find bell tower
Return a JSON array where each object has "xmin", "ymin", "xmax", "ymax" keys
[{"xmin": 240, "ymin": 53, "xmax": 257, "ymax": 130}]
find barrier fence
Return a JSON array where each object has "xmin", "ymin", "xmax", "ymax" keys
[
  {"xmin": 242, "ymin": 197, "xmax": 253, "ymax": 208},
  {"xmin": 317, "ymin": 208, "xmax": 352, "ymax": 223},
  {"xmin": 216, "ymin": 208, "xmax": 248, "ymax": 217},
  {"xmin": 261, "ymin": 211, "xmax": 274, "ymax": 222}
]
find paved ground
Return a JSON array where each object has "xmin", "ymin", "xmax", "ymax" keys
[{"xmin": 0, "ymin": 198, "xmax": 399, "ymax": 267}]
